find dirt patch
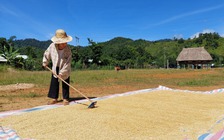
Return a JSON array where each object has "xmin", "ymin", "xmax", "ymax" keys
[
  {"xmin": 0, "ymin": 83, "xmax": 35, "ymax": 91},
  {"xmin": 0, "ymin": 69, "xmax": 223, "ymax": 112},
  {"xmin": 0, "ymin": 83, "xmax": 221, "ymax": 113}
]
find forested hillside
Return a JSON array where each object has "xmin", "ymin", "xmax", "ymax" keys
[
  {"xmin": 13, "ymin": 38, "xmax": 52, "ymax": 50},
  {"xmin": 1, "ymin": 32, "xmax": 224, "ymax": 70}
]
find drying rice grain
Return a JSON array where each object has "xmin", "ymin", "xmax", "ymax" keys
[{"xmin": 1, "ymin": 90, "xmax": 224, "ymax": 139}]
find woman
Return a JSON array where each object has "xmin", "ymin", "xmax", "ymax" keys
[{"xmin": 42, "ymin": 29, "xmax": 72, "ymax": 105}]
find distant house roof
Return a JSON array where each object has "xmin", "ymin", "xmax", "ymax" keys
[
  {"xmin": 176, "ymin": 47, "xmax": 213, "ymax": 62},
  {"xmin": 16, "ymin": 55, "xmax": 28, "ymax": 59},
  {"xmin": 0, "ymin": 56, "xmax": 7, "ymax": 62},
  {"xmin": 0, "ymin": 55, "xmax": 28, "ymax": 62}
]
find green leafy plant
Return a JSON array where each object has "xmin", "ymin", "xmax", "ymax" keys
[
  {"xmin": 1, "ymin": 45, "xmax": 19, "ymax": 65},
  {"xmin": 1, "ymin": 45, "xmax": 26, "ymax": 68}
]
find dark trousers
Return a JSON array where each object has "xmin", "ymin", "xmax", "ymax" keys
[{"xmin": 48, "ymin": 67, "xmax": 70, "ymax": 100}]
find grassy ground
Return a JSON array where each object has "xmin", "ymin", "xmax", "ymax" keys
[
  {"xmin": 1, "ymin": 67, "xmax": 224, "ymax": 88},
  {"xmin": 1, "ymin": 66, "xmax": 224, "ymax": 112}
]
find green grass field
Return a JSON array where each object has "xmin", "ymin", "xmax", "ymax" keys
[
  {"xmin": 1, "ymin": 65, "xmax": 224, "ymax": 90},
  {"xmin": 1, "ymin": 65, "xmax": 224, "ymax": 112}
]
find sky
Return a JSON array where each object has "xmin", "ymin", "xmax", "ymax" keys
[{"xmin": 1, "ymin": 0, "xmax": 224, "ymax": 46}]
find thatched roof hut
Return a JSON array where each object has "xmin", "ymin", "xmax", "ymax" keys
[{"xmin": 176, "ymin": 47, "xmax": 213, "ymax": 68}]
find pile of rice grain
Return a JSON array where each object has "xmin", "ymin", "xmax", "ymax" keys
[{"xmin": 1, "ymin": 90, "xmax": 224, "ymax": 139}]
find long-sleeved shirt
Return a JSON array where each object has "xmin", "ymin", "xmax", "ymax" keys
[{"xmin": 43, "ymin": 43, "xmax": 72, "ymax": 80}]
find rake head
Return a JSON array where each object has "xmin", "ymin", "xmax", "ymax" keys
[{"xmin": 88, "ymin": 101, "xmax": 97, "ymax": 108}]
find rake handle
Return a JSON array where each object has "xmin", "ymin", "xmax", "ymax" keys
[{"xmin": 45, "ymin": 66, "xmax": 93, "ymax": 103}]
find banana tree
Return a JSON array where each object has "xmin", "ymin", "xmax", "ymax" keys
[{"xmin": 1, "ymin": 45, "xmax": 20, "ymax": 65}]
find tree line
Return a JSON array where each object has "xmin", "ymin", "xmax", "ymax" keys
[{"xmin": 1, "ymin": 32, "xmax": 224, "ymax": 70}]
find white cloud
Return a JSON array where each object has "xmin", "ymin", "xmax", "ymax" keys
[
  {"xmin": 190, "ymin": 29, "xmax": 215, "ymax": 39},
  {"xmin": 46, "ymin": 33, "xmax": 54, "ymax": 40},
  {"xmin": 0, "ymin": 5, "xmax": 19, "ymax": 17},
  {"xmin": 218, "ymin": 26, "xmax": 224, "ymax": 37},
  {"xmin": 0, "ymin": 5, "xmax": 18, "ymax": 16},
  {"xmin": 174, "ymin": 34, "xmax": 183, "ymax": 39},
  {"xmin": 155, "ymin": 4, "xmax": 224, "ymax": 26}
]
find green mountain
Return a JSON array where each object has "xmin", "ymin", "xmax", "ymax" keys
[
  {"xmin": 7, "ymin": 32, "xmax": 224, "ymax": 69},
  {"xmin": 14, "ymin": 38, "xmax": 52, "ymax": 50}
]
